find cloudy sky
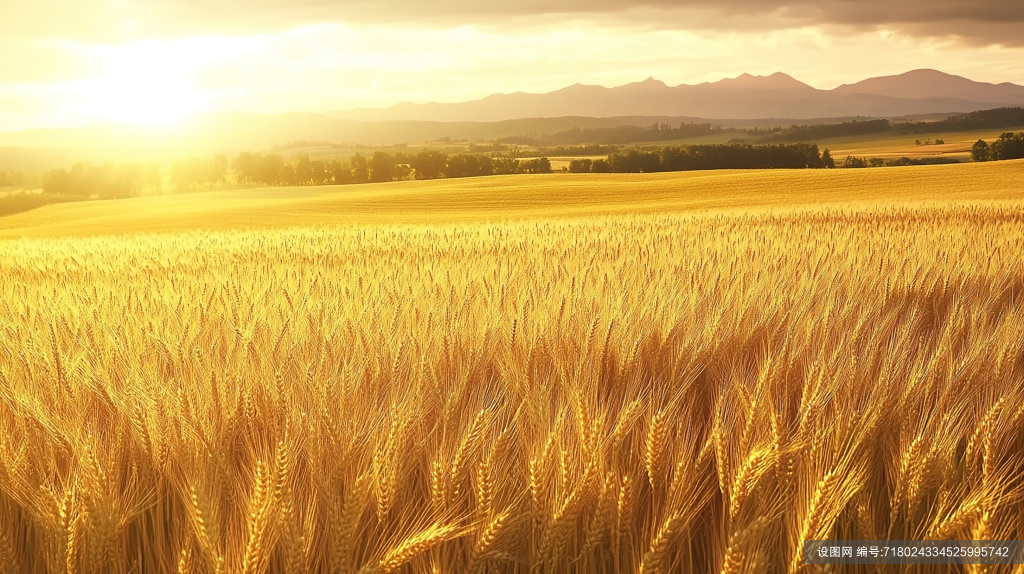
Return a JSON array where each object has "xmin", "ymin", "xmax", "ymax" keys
[{"xmin": 2, "ymin": 0, "xmax": 1024, "ymax": 131}]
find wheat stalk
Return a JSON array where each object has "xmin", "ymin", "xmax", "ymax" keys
[{"xmin": 367, "ymin": 523, "xmax": 463, "ymax": 574}]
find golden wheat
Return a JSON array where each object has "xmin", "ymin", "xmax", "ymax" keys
[{"xmin": 0, "ymin": 203, "xmax": 1022, "ymax": 573}]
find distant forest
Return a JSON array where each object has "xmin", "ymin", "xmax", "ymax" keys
[
  {"xmin": 489, "ymin": 107, "xmax": 1024, "ymax": 148},
  {"xmin": 905, "ymin": 107, "xmax": 1024, "ymax": 134},
  {"xmin": 41, "ymin": 150, "xmax": 553, "ymax": 197},
  {"xmin": 534, "ymin": 144, "xmax": 620, "ymax": 157},
  {"xmin": 40, "ymin": 143, "xmax": 837, "ymax": 198},
  {"xmin": 569, "ymin": 143, "xmax": 830, "ymax": 173},
  {"xmin": 744, "ymin": 108, "xmax": 1024, "ymax": 144},
  {"xmin": 500, "ymin": 122, "xmax": 730, "ymax": 146},
  {"xmin": 750, "ymin": 120, "xmax": 891, "ymax": 143}
]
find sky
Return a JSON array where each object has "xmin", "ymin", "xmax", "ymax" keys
[{"xmin": 2, "ymin": 0, "xmax": 1024, "ymax": 132}]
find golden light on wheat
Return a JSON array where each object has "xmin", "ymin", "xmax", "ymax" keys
[{"xmin": 0, "ymin": 204, "xmax": 1022, "ymax": 573}]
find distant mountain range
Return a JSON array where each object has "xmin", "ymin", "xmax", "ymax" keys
[
  {"xmin": 2, "ymin": 69, "xmax": 1024, "ymax": 173},
  {"xmin": 330, "ymin": 70, "xmax": 1024, "ymax": 122}
]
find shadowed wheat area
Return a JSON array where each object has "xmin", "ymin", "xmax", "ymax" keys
[{"xmin": 1, "ymin": 205, "xmax": 1024, "ymax": 574}]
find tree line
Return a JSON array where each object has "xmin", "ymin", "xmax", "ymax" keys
[
  {"xmin": 234, "ymin": 151, "xmax": 550, "ymax": 187},
  {"xmin": 742, "ymin": 110, "xmax": 1024, "ymax": 145},
  {"xmin": 753, "ymin": 108, "xmax": 1024, "ymax": 143},
  {"xmin": 971, "ymin": 132, "xmax": 1024, "ymax": 162},
  {"xmin": 913, "ymin": 108, "xmax": 1024, "ymax": 134},
  {"xmin": 41, "ymin": 150, "xmax": 553, "ymax": 198},
  {"xmin": 752, "ymin": 120, "xmax": 891, "ymax": 143},
  {"xmin": 0, "ymin": 171, "xmax": 34, "ymax": 188},
  {"xmin": 42, "ymin": 162, "xmax": 164, "ymax": 199},
  {"xmin": 568, "ymin": 143, "xmax": 830, "ymax": 173},
  {"xmin": 840, "ymin": 156, "xmax": 960, "ymax": 168},
  {"xmin": 536, "ymin": 144, "xmax": 620, "ymax": 157},
  {"xmin": 533, "ymin": 122, "xmax": 728, "ymax": 146}
]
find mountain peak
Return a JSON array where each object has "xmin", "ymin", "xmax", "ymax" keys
[
  {"xmin": 710, "ymin": 72, "xmax": 814, "ymax": 91},
  {"xmin": 833, "ymin": 68, "xmax": 1024, "ymax": 101},
  {"xmin": 619, "ymin": 77, "xmax": 668, "ymax": 89},
  {"xmin": 902, "ymin": 68, "xmax": 956, "ymax": 77}
]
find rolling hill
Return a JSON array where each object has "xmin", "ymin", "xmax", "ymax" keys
[{"xmin": 2, "ymin": 160, "xmax": 1022, "ymax": 238}]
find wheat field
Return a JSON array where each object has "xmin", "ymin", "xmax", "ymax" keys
[
  {"xmin": 1, "ymin": 167, "xmax": 1024, "ymax": 573},
  {"xmin": 3, "ymin": 160, "xmax": 1023, "ymax": 238}
]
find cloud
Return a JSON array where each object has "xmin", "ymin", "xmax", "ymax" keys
[
  {"xmin": 110, "ymin": 0, "xmax": 1024, "ymax": 46},
  {"xmin": 4, "ymin": 0, "xmax": 1024, "ymax": 46},
  {"xmin": 2, "ymin": 1, "xmax": 1023, "ymax": 131}
]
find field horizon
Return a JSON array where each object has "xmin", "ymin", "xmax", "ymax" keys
[{"xmin": 2, "ymin": 160, "xmax": 1023, "ymax": 239}]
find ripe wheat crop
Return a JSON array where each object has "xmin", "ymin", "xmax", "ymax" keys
[{"xmin": 0, "ymin": 204, "xmax": 1023, "ymax": 573}]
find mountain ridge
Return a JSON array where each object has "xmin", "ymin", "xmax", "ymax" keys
[
  {"xmin": 330, "ymin": 69, "xmax": 1024, "ymax": 123},
  {"xmin": 3, "ymin": 69, "xmax": 1024, "ymax": 172}
]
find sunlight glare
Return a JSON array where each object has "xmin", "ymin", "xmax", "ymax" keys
[{"xmin": 61, "ymin": 36, "xmax": 263, "ymax": 127}]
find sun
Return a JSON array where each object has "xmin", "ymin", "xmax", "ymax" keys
[
  {"xmin": 62, "ymin": 36, "xmax": 259, "ymax": 128},
  {"xmin": 75, "ymin": 73, "xmax": 210, "ymax": 128}
]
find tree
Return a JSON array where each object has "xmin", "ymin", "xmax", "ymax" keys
[
  {"xmin": 490, "ymin": 156, "xmax": 519, "ymax": 175},
  {"xmin": 208, "ymin": 155, "xmax": 228, "ymax": 187},
  {"xmin": 234, "ymin": 152, "xmax": 261, "ymax": 185},
  {"xmin": 279, "ymin": 164, "xmax": 297, "ymax": 186},
  {"xmin": 821, "ymin": 149, "xmax": 835, "ymax": 169},
  {"xmin": 989, "ymin": 132, "xmax": 1024, "ymax": 161},
  {"xmin": 520, "ymin": 157, "xmax": 552, "ymax": 174},
  {"xmin": 295, "ymin": 154, "xmax": 313, "ymax": 185},
  {"xmin": 411, "ymin": 150, "xmax": 447, "ymax": 180},
  {"xmin": 569, "ymin": 159, "xmax": 593, "ymax": 173},
  {"xmin": 309, "ymin": 160, "xmax": 330, "ymax": 185},
  {"xmin": 474, "ymin": 156, "xmax": 494, "ymax": 177},
  {"xmin": 258, "ymin": 155, "xmax": 284, "ymax": 186},
  {"xmin": 330, "ymin": 160, "xmax": 353, "ymax": 184},
  {"xmin": 369, "ymin": 151, "xmax": 394, "ymax": 183},
  {"xmin": 444, "ymin": 154, "xmax": 469, "ymax": 178},
  {"xmin": 608, "ymin": 149, "xmax": 661, "ymax": 173},
  {"xmin": 350, "ymin": 155, "xmax": 369, "ymax": 183},
  {"xmin": 43, "ymin": 169, "xmax": 74, "ymax": 195},
  {"xmin": 393, "ymin": 164, "xmax": 412, "ymax": 181},
  {"xmin": 591, "ymin": 159, "xmax": 611, "ymax": 173},
  {"xmin": 971, "ymin": 139, "xmax": 990, "ymax": 162},
  {"xmin": 1007, "ymin": 132, "xmax": 1024, "ymax": 160},
  {"xmin": 843, "ymin": 156, "xmax": 868, "ymax": 169}
]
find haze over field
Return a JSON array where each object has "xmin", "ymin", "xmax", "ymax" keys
[{"xmin": 2, "ymin": 71, "xmax": 1023, "ymax": 175}]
